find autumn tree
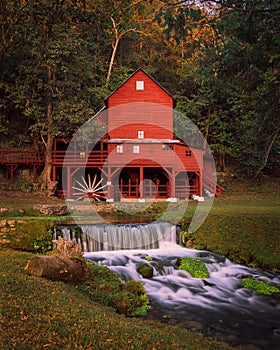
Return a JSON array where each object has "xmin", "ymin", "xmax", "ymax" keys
[{"xmin": 158, "ymin": 0, "xmax": 280, "ymax": 176}]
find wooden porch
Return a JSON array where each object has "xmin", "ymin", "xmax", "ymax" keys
[
  {"xmin": 0, "ymin": 150, "xmax": 44, "ymax": 182},
  {"xmin": 52, "ymin": 150, "xmax": 108, "ymax": 165}
]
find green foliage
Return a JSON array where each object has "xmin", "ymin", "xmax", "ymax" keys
[
  {"xmin": 7, "ymin": 220, "xmax": 53, "ymax": 254},
  {"xmin": 79, "ymin": 262, "xmax": 151, "ymax": 317},
  {"xmin": 242, "ymin": 278, "xmax": 280, "ymax": 295},
  {"xmin": 178, "ymin": 257, "xmax": 209, "ymax": 278},
  {"xmin": 0, "ymin": 250, "xmax": 231, "ymax": 350}
]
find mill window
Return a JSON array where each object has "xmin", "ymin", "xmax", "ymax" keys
[
  {"xmin": 116, "ymin": 145, "xmax": 123, "ymax": 154},
  {"xmin": 136, "ymin": 81, "xmax": 144, "ymax": 90},
  {"xmin": 133, "ymin": 145, "xmax": 140, "ymax": 154}
]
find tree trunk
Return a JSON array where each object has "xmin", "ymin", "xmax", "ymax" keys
[
  {"xmin": 106, "ymin": 15, "xmax": 121, "ymax": 90},
  {"xmin": 39, "ymin": 132, "xmax": 54, "ymax": 190},
  {"xmin": 253, "ymin": 125, "xmax": 280, "ymax": 179},
  {"xmin": 24, "ymin": 255, "xmax": 91, "ymax": 283},
  {"xmin": 106, "ymin": 36, "xmax": 120, "ymax": 89},
  {"xmin": 39, "ymin": 51, "xmax": 54, "ymax": 191}
]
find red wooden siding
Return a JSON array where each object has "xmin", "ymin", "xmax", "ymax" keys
[
  {"xmin": 107, "ymin": 70, "xmax": 173, "ymax": 140},
  {"xmin": 107, "ymin": 70, "xmax": 173, "ymax": 108},
  {"xmin": 106, "ymin": 143, "xmax": 203, "ymax": 171},
  {"xmin": 108, "ymin": 123, "xmax": 173, "ymax": 140}
]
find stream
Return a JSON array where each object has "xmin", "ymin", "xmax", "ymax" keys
[{"xmin": 59, "ymin": 221, "xmax": 280, "ymax": 349}]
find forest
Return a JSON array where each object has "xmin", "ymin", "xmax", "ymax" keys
[{"xmin": 0, "ymin": 0, "xmax": 279, "ymax": 188}]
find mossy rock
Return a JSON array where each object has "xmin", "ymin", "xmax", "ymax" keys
[
  {"xmin": 177, "ymin": 257, "xmax": 209, "ymax": 278},
  {"xmin": 242, "ymin": 278, "xmax": 280, "ymax": 295},
  {"xmin": 137, "ymin": 263, "xmax": 153, "ymax": 278}
]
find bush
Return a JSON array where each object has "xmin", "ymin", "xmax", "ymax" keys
[
  {"xmin": 7, "ymin": 220, "xmax": 53, "ymax": 254},
  {"xmin": 79, "ymin": 262, "xmax": 151, "ymax": 316},
  {"xmin": 178, "ymin": 257, "xmax": 209, "ymax": 278}
]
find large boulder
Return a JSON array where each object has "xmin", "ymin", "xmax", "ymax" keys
[{"xmin": 24, "ymin": 254, "xmax": 91, "ymax": 283}]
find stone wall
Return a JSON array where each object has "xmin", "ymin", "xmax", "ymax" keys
[{"xmin": 0, "ymin": 219, "xmax": 27, "ymax": 246}]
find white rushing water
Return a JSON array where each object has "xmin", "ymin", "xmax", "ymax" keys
[
  {"xmin": 59, "ymin": 222, "xmax": 280, "ymax": 349},
  {"xmin": 84, "ymin": 243, "xmax": 280, "ymax": 349}
]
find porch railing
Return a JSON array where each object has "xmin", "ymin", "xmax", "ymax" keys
[
  {"xmin": 52, "ymin": 150, "xmax": 108, "ymax": 165},
  {"xmin": 0, "ymin": 150, "xmax": 44, "ymax": 164}
]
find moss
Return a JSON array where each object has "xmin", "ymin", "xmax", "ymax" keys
[
  {"xmin": 7, "ymin": 220, "xmax": 53, "ymax": 254},
  {"xmin": 144, "ymin": 255, "xmax": 153, "ymax": 261},
  {"xmin": 242, "ymin": 278, "xmax": 280, "ymax": 295},
  {"xmin": 178, "ymin": 257, "xmax": 209, "ymax": 278}
]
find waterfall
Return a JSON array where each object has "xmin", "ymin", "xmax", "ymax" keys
[{"xmin": 58, "ymin": 221, "xmax": 178, "ymax": 252}]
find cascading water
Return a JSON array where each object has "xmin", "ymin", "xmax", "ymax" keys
[
  {"xmin": 57, "ymin": 221, "xmax": 179, "ymax": 252},
  {"xmin": 58, "ymin": 222, "xmax": 280, "ymax": 349}
]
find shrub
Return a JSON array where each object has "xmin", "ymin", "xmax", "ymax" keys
[
  {"xmin": 178, "ymin": 257, "xmax": 209, "ymax": 278},
  {"xmin": 7, "ymin": 220, "xmax": 53, "ymax": 254},
  {"xmin": 79, "ymin": 262, "xmax": 151, "ymax": 316},
  {"xmin": 242, "ymin": 278, "xmax": 280, "ymax": 295}
]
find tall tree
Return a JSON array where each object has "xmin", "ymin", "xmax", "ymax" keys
[
  {"xmin": 0, "ymin": 0, "xmax": 101, "ymax": 188},
  {"xmin": 158, "ymin": 0, "xmax": 280, "ymax": 177}
]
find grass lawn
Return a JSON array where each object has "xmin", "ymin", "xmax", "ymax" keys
[
  {"xmin": 0, "ymin": 249, "xmax": 233, "ymax": 350},
  {"xmin": 192, "ymin": 181, "xmax": 280, "ymax": 270},
  {"xmin": 0, "ymin": 179, "xmax": 279, "ymax": 348}
]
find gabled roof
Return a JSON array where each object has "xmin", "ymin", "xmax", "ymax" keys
[
  {"xmin": 105, "ymin": 67, "xmax": 176, "ymax": 107},
  {"xmin": 87, "ymin": 68, "xmax": 176, "ymax": 124}
]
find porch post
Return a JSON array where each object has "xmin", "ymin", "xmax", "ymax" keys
[
  {"xmin": 67, "ymin": 166, "xmax": 71, "ymax": 199},
  {"xmin": 139, "ymin": 166, "xmax": 144, "ymax": 198},
  {"xmin": 199, "ymin": 171, "xmax": 203, "ymax": 196},
  {"xmin": 170, "ymin": 168, "xmax": 176, "ymax": 198},
  {"xmin": 107, "ymin": 166, "xmax": 112, "ymax": 200}
]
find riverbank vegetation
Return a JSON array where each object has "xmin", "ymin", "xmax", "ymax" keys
[{"xmin": 0, "ymin": 249, "xmax": 233, "ymax": 350}]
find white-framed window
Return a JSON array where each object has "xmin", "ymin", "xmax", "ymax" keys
[
  {"xmin": 136, "ymin": 80, "xmax": 144, "ymax": 90},
  {"xmin": 162, "ymin": 145, "xmax": 173, "ymax": 151},
  {"xmin": 133, "ymin": 145, "xmax": 140, "ymax": 154},
  {"xmin": 116, "ymin": 145, "xmax": 123, "ymax": 154},
  {"xmin": 137, "ymin": 130, "xmax": 144, "ymax": 139}
]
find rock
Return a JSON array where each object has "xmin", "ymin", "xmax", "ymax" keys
[
  {"xmin": 33, "ymin": 204, "xmax": 68, "ymax": 216},
  {"xmin": 7, "ymin": 220, "xmax": 15, "ymax": 227},
  {"xmin": 24, "ymin": 255, "xmax": 91, "ymax": 283},
  {"xmin": 137, "ymin": 263, "xmax": 153, "ymax": 278},
  {"xmin": 0, "ymin": 220, "xmax": 7, "ymax": 228}
]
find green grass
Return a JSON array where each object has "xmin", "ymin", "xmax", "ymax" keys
[
  {"xmin": 0, "ymin": 249, "xmax": 233, "ymax": 350},
  {"xmin": 0, "ymin": 180, "xmax": 279, "ymax": 348},
  {"xmin": 180, "ymin": 180, "xmax": 280, "ymax": 271},
  {"xmin": 190, "ymin": 191, "xmax": 280, "ymax": 271}
]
